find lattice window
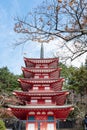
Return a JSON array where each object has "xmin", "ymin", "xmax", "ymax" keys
[
  {"xmin": 48, "ymin": 116, "xmax": 54, "ymax": 121},
  {"xmin": 28, "ymin": 116, "xmax": 35, "ymax": 121}
]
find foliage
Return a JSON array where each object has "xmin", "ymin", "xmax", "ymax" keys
[
  {"xmin": 0, "ymin": 120, "xmax": 6, "ymax": 130},
  {"xmin": 14, "ymin": 0, "xmax": 87, "ymax": 61},
  {"xmin": 59, "ymin": 58, "xmax": 87, "ymax": 95},
  {"xmin": 60, "ymin": 61, "xmax": 87, "ymax": 119},
  {"xmin": 65, "ymin": 60, "xmax": 87, "ymax": 119},
  {"xmin": 0, "ymin": 66, "xmax": 23, "ymax": 118},
  {"xmin": 59, "ymin": 62, "xmax": 76, "ymax": 78},
  {"xmin": 0, "ymin": 67, "xmax": 21, "ymax": 94},
  {"xmin": 59, "ymin": 62, "xmax": 77, "ymax": 88},
  {"xmin": 68, "ymin": 66, "xmax": 87, "ymax": 95},
  {"xmin": 68, "ymin": 106, "xmax": 79, "ymax": 118}
]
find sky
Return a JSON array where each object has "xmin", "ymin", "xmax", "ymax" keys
[
  {"xmin": 0, "ymin": 0, "xmax": 58, "ymax": 74},
  {"xmin": 0, "ymin": 0, "xmax": 86, "ymax": 75}
]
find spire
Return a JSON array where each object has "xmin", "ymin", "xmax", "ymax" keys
[{"xmin": 40, "ymin": 43, "xmax": 44, "ymax": 59}]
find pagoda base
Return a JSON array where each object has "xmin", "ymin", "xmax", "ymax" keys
[
  {"xmin": 8, "ymin": 104, "xmax": 74, "ymax": 130},
  {"xmin": 26, "ymin": 120, "xmax": 56, "ymax": 130}
]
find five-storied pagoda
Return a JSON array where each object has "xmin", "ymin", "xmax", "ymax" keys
[{"xmin": 8, "ymin": 43, "xmax": 74, "ymax": 130}]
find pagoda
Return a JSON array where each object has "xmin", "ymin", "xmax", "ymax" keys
[{"xmin": 8, "ymin": 43, "xmax": 74, "ymax": 130}]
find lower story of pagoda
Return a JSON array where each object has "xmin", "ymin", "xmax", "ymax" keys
[{"xmin": 8, "ymin": 105, "xmax": 74, "ymax": 130}]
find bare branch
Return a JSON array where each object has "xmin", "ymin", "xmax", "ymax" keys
[{"xmin": 13, "ymin": 0, "xmax": 87, "ymax": 61}]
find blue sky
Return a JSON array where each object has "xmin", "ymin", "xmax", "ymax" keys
[
  {"xmin": 0, "ymin": 0, "xmax": 86, "ymax": 75},
  {"xmin": 0, "ymin": 0, "xmax": 57, "ymax": 74}
]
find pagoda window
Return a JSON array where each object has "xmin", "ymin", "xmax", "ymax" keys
[
  {"xmin": 48, "ymin": 116, "xmax": 54, "ymax": 121},
  {"xmin": 34, "ymin": 75, "xmax": 39, "ymax": 79},
  {"xmin": 45, "ymin": 100, "xmax": 52, "ymax": 103},
  {"xmin": 33, "ymin": 87, "xmax": 38, "ymax": 90},
  {"xmin": 34, "ymin": 76, "xmax": 39, "ymax": 79},
  {"xmin": 44, "ymin": 75, "xmax": 49, "ymax": 79},
  {"xmin": 28, "ymin": 116, "xmax": 35, "ymax": 121},
  {"xmin": 31, "ymin": 100, "xmax": 37, "ymax": 103},
  {"xmin": 45, "ymin": 87, "xmax": 50, "ymax": 90}
]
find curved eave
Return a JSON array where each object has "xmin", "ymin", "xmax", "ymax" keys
[
  {"xmin": 13, "ymin": 90, "xmax": 69, "ymax": 97},
  {"xmin": 8, "ymin": 105, "xmax": 74, "ymax": 120},
  {"xmin": 24, "ymin": 57, "xmax": 59, "ymax": 64},
  {"xmin": 13, "ymin": 90, "xmax": 69, "ymax": 105},
  {"xmin": 9, "ymin": 104, "xmax": 73, "ymax": 109},
  {"xmin": 22, "ymin": 67, "xmax": 62, "ymax": 78},
  {"xmin": 22, "ymin": 67, "xmax": 62, "ymax": 73},
  {"xmin": 18, "ymin": 78, "xmax": 64, "ymax": 91},
  {"xmin": 18, "ymin": 78, "xmax": 64, "ymax": 84}
]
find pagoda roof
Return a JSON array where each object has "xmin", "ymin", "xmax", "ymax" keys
[
  {"xmin": 9, "ymin": 104, "xmax": 73, "ymax": 109},
  {"xmin": 24, "ymin": 57, "xmax": 59, "ymax": 64},
  {"xmin": 18, "ymin": 78, "xmax": 64, "ymax": 91},
  {"xmin": 8, "ymin": 104, "xmax": 74, "ymax": 120},
  {"xmin": 13, "ymin": 90, "xmax": 69, "ymax": 105},
  {"xmin": 18, "ymin": 78, "xmax": 64, "ymax": 84},
  {"xmin": 13, "ymin": 90, "xmax": 69, "ymax": 96},
  {"xmin": 22, "ymin": 67, "xmax": 61, "ymax": 73}
]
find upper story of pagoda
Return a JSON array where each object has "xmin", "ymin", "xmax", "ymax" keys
[
  {"xmin": 24, "ymin": 43, "xmax": 59, "ymax": 69},
  {"xmin": 22, "ymin": 67, "xmax": 62, "ymax": 79},
  {"xmin": 23, "ymin": 43, "xmax": 60, "ymax": 79},
  {"xmin": 18, "ymin": 44, "xmax": 63, "ymax": 91},
  {"xmin": 24, "ymin": 57, "xmax": 59, "ymax": 68}
]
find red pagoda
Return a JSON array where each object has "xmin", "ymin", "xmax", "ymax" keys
[{"xmin": 8, "ymin": 44, "xmax": 74, "ymax": 130}]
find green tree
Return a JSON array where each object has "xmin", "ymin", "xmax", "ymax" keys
[
  {"xmin": 0, "ymin": 67, "xmax": 20, "ymax": 94},
  {"xmin": 0, "ymin": 120, "xmax": 6, "ymax": 130},
  {"xmin": 68, "ymin": 66, "xmax": 87, "ymax": 96},
  {"xmin": 59, "ymin": 62, "xmax": 87, "ymax": 118},
  {"xmin": 59, "ymin": 62, "xmax": 76, "ymax": 88},
  {"xmin": 0, "ymin": 67, "xmax": 18, "ymax": 107}
]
